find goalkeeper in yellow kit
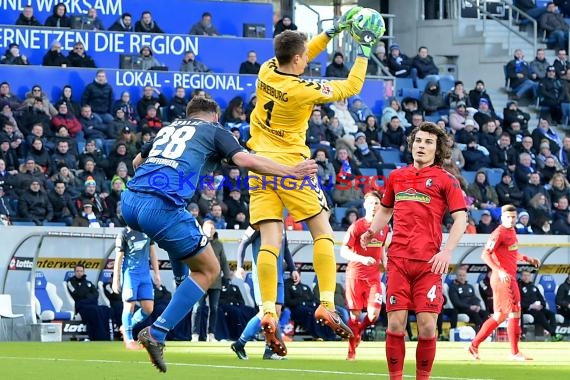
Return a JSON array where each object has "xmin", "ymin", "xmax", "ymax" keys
[{"xmin": 247, "ymin": 7, "xmax": 383, "ymax": 356}]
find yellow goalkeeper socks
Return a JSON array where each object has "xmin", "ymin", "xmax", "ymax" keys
[
  {"xmin": 313, "ymin": 234, "xmax": 336, "ymax": 309},
  {"xmin": 257, "ymin": 245, "xmax": 279, "ymax": 316}
]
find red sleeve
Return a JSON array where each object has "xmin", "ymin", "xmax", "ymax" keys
[
  {"xmin": 444, "ymin": 173, "xmax": 467, "ymax": 213},
  {"xmin": 381, "ymin": 174, "xmax": 395, "ymax": 208},
  {"xmin": 343, "ymin": 222, "xmax": 358, "ymax": 250},
  {"xmin": 484, "ymin": 228, "xmax": 501, "ymax": 253}
]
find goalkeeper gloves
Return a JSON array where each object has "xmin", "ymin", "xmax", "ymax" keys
[
  {"xmin": 357, "ymin": 44, "xmax": 373, "ymax": 58},
  {"xmin": 325, "ymin": 6, "xmax": 363, "ymax": 38}
]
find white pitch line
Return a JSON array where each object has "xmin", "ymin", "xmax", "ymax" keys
[{"xmin": 0, "ymin": 356, "xmax": 495, "ymax": 380}]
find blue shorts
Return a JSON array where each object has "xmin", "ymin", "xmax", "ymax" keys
[
  {"xmin": 121, "ymin": 190, "xmax": 207, "ymax": 279},
  {"xmin": 121, "ymin": 271, "xmax": 154, "ymax": 302},
  {"xmin": 251, "ymin": 238, "xmax": 285, "ymax": 305}
]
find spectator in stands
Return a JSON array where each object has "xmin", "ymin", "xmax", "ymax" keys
[
  {"xmin": 539, "ymin": 65, "xmax": 567, "ymax": 124},
  {"xmin": 490, "ymin": 132, "xmax": 517, "ymax": 173},
  {"xmin": 516, "ymin": 210, "xmax": 534, "ymax": 234},
  {"xmin": 549, "ymin": 172, "xmax": 570, "ymax": 202},
  {"xmin": 503, "ymin": 100, "xmax": 530, "ymax": 132},
  {"xmin": 108, "ymin": 12, "xmax": 133, "ymax": 32},
  {"xmin": 519, "ymin": 270, "xmax": 563, "ymax": 340},
  {"xmin": 1, "ymin": 110, "xmax": 21, "ymax": 141},
  {"xmin": 362, "ymin": 115, "xmax": 382, "ymax": 147},
  {"xmin": 531, "ymin": 118, "xmax": 562, "ymax": 156},
  {"xmin": 540, "ymin": 2, "xmax": 569, "ymax": 50},
  {"xmin": 135, "ymin": 11, "xmax": 164, "ymax": 33},
  {"xmin": 25, "ymin": 123, "xmax": 52, "ymax": 154},
  {"xmin": 78, "ymin": 140, "xmax": 108, "ymax": 174},
  {"xmin": 220, "ymin": 96, "xmax": 247, "ymax": 128},
  {"xmin": 447, "ymin": 80, "xmax": 470, "ymax": 108},
  {"xmin": 551, "ymin": 195, "xmax": 569, "ymax": 223},
  {"xmin": 421, "ymin": 80, "xmax": 447, "ymax": 117},
  {"xmin": 381, "ymin": 116, "xmax": 406, "ymax": 154},
  {"xmin": 204, "ymin": 202, "xmax": 227, "ymax": 230},
  {"xmin": 354, "ymin": 132, "xmax": 382, "ymax": 173},
  {"xmin": 516, "ymin": 0, "xmax": 548, "ymax": 19},
  {"xmin": 44, "ymin": 2, "xmax": 70, "ymax": 28},
  {"xmin": 113, "ymin": 162, "xmax": 132, "ymax": 188},
  {"xmin": 238, "ymin": 50, "xmax": 260, "ymax": 75},
  {"xmin": 84, "ymin": 8, "xmax": 105, "ymax": 30},
  {"xmin": 462, "ymin": 136, "xmax": 491, "ymax": 171},
  {"xmin": 139, "ymin": 106, "xmax": 163, "ymax": 132},
  {"xmin": 180, "ymin": 51, "xmax": 211, "ymax": 73},
  {"xmin": 28, "ymin": 138, "xmax": 53, "ymax": 175},
  {"xmin": 312, "ymin": 148, "xmax": 336, "ymax": 207},
  {"xmin": 82, "ymin": 70, "xmax": 114, "ymax": 125},
  {"xmin": 50, "ymin": 163, "xmax": 82, "ymax": 199},
  {"xmin": 67, "ymin": 42, "xmax": 96, "ymax": 68},
  {"xmin": 555, "ymin": 274, "xmax": 570, "ymax": 321},
  {"xmin": 18, "ymin": 180, "xmax": 52, "ymax": 225},
  {"xmin": 306, "ymin": 109, "xmax": 329, "ymax": 151},
  {"xmin": 66, "ymin": 265, "xmax": 112, "ymax": 340},
  {"xmin": 325, "ymin": 52, "xmax": 350, "ymax": 78},
  {"xmin": 496, "ymin": 171, "xmax": 523, "ymax": 207},
  {"xmin": 446, "ymin": 133, "xmax": 465, "ymax": 170},
  {"xmin": 411, "ymin": 46, "xmax": 440, "ymax": 81},
  {"xmin": 0, "ymin": 43, "xmax": 29, "ymax": 66},
  {"xmin": 333, "ymin": 182, "xmax": 364, "ymax": 210},
  {"xmin": 449, "ymin": 268, "xmax": 488, "ymax": 331},
  {"xmin": 540, "ymin": 156, "xmax": 563, "ymax": 184},
  {"xmin": 79, "ymin": 105, "xmax": 107, "ymax": 147},
  {"xmin": 77, "ymin": 176, "xmax": 109, "ymax": 221},
  {"xmin": 225, "ymin": 189, "xmax": 248, "ymax": 229},
  {"xmin": 167, "ymin": 87, "xmax": 188, "ymax": 122},
  {"xmin": 349, "ymin": 96, "xmax": 373, "ymax": 124},
  {"xmin": 559, "ymin": 136, "xmax": 570, "ymax": 167},
  {"xmin": 112, "ymin": 91, "xmax": 138, "ymax": 127},
  {"xmin": 531, "ymin": 48, "xmax": 551, "ymax": 80},
  {"xmin": 468, "ymin": 80, "xmax": 494, "ymax": 112},
  {"xmin": 339, "ymin": 208, "xmax": 359, "ymax": 230},
  {"xmin": 477, "ymin": 120, "xmax": 500, "ymax": 152},
  {"xmin": 42, "ymin": 40, "xmax": 68, "ymax": 67},
  {"xmin": 330, "ymin": 99, "xmax": 358, "ymax": 135},
  {"xmin": 387, "ymin": 44, "xmax": 413, "ymax": 78},
  {"xmin": 197, "ymin": 186, "xmax": 219, "ymax": 217},
  {"xmin": 51, "ymin": 102, "xmax": 82, "ymax": 138},
  {"xmin": 15, "ymin": 158, "xmax": 45, "ymax": 195},
  {"xmin": 54, "ymin": 85, "xmax": 81, "ymax": 117},
  {"xmin": 553, "ymin": 48, "xmax": 570, "ymax": 77},
  {"xmin": 189, "ymin": 12, "xmax": 219, "ymax": 36},
  {"xmin": 506, "ymin": 49, "xmax": 538, "ymax": 100},
  {"xmin": 136, "ymin": 86, "xmax": 167, "ymax": 122},
  {"xmin": 455, "ymin": 118, "xmax": 478, "ymax": 145},
  {"xmin": 51, "ymin": 139, "xmax": 77, "ymax": 170},
  {"xmin": 108, "ymin": 142, "xmax": 134, "ymax": 177},
  {"xmin": 48, "ymin": 180, "xmax": 76, "ymax": 225},
  {"xmin": 0, "ymin": 138, "xmax": 18, "ymax": 174},
  {"xmin": 367, "ymin": 44, "xmax": 389, "ymax": 76},
  {"xmin": 23, "ymin": 86, "xmax": 57, "ymax": 118},
  {"xmin": 139, "ymin": 45, "xmax": 162, "ymax": 71},
  {"xmin": 516, "ymin": 135, "xmax": 538, "ymax": 165},
  {"xmin": 273, "ymin": 15, "xmax": 297, "ymax": 37},
  {"xmin": 109, "ymin": 109, "xmax": 131, "ymax": 139},
  {"xmin": 107, "ymin": 176, "xmax": 124, "ymax": 226},
  {"xmin": 473, "ymin": 99, "xmax": 498, "ymax": 128},
  {"xmin": 0, "ymin": 82, "xmax": 20, "ymax": 110},
  {"xmin": 15, "ymin": 5, "xmax": 42, "ymax": 26},
  {"xmin": 0, "ymin": 183, "xmax": 15, "ymax": 224},
  {"xmin": 381, "ymin": 97, "xmax": 410, "ymax": 130},
  {"xmin": 475, "ymin": 210, "xmax": 498, "ymax": 233},
  {"xmin": 523, "ymin": 171, "xmax": 547, "ymax": 203},
  {"xmin": 528, "ymin": 192, "xmax": 552, "ymax": 227},
  {"xmin": 468, "ymin": 170, "xmax": 499, "ymax": 211},
  {"xmin": 477, "ymin": 269, "xmax": 494, "ymax": 313}
]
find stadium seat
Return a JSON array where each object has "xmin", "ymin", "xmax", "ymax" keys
[
  {"xmin": 11, "ymin": 221, "xmax": 36, "ymax": 226},
  {"xmin": 415, "ymin": 78, "xmax": 429, "ymax": 91},
  {"xmin": 470, "ymin": 209, "xmax": 485, "ymax": 225},
  {"xmin": 334, "ymin": 207, "xmax": 348, "ymax": 224},
  {"xmin": 103, "ymin": 139, "xmax": 115, "ymax": 156},
  {"xmin": 231, "ymin": 277, "xmax": 255, "ymax": 308},
  {"xmin": 537, "ymin": 275, "xmax": 565, "ymax": 324},
  {"xmin": 395, "ymin": 77, "xmax": 414, "ymax": 91},
  {"xmin": 30, "ymin": 271, "xmax": 73, "ymax": 322},
  {"xmin": 398, "ymin": 87, "xmax": 422, "ymax": 101},
  {"xmin": 244, "ymin": 272, "xmax": 255, "ymax": 302},
  {"xmin": 44, "ymin": 222, "xmax": 66, "ymax": 227},
  {"xmin": 62, "ymin": 271, "xmax": 78, "ymax": 315},
  {"xmin": 0, "ymin": 294, "xmax": 25, "ymax": 341},
  {"xmin": 379, "ymin": 148, "xmax": 402, "ymax": 165},
  {"xmin": 484, "ymin": 168, "xmax": 504, "ymax": 187},
  {"xmin": 424, "ymin": 114, "xmax": 441, "ymax": 123},
  {"xmin": 97, "ymin": 270, "xmax": 113, "ymax": 308},
  {"xmin": 360, "ymin": 168, "xmax": 377, "ymax": 177},
  {"xmin": 460, "ymin": 170, "xmax": 478, "ymax": 184},
  {"xmin": 438, "ymin": 77, "xmax": 455, "ymax": 93},
  {"xmin": 383, "ymin": 168, "xmax": 395, "ymax": 179}
]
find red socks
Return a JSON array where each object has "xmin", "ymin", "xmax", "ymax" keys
[
  {"xmin": 471, "ymin": 318, "xmax": 499, "ymax": 348},
  {"xmin": 416, "ymin": 336, "xmax": 436, "ymax": 380},
  {"xmin": 507, "ymin": 318, "xmax": 521, "ymax": 355},
  {"xmin": 348, "ymin": 318, "xmax": 359, "ymax": 352},
  {"xmin": 386, "ymin": 330, "xmax": 405, "ymax": 380}
]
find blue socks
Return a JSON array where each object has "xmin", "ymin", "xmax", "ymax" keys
[
  {"xmin": 151, "ymin": 276, "xmax": 205, "ymax": 342},
  {"xmin": 237, "ymin": 315, "xmax": 261, "ymax": 346},
  {"xmin": 132, "ymin": 308, "xmax": 150, "ymax": 325},
  {"xmin": 121, "ymin": 310, "xmax": 134, "ymax": 341}
]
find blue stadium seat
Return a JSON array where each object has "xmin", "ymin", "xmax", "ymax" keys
[
  {"xmin": 537, "ymin": 275, "xmax": 557, "ymax": 312},
  {"xmin": 415, "ymin": 78, "xmax": 430, "ymax": 91},
  {"xmin": 44, "ymin": 222, "xmax": 66, "ymax": 227},
  {"xmin": 424, "ymin": 114, "xmax": 441, "ymax": 123},
  {"xmin": 438, "ymin": 77, "xmax": 455, "ymax": 93},
  {"xmin": 383, "ymin": 168, "xmax": 395, "ymax": 179},
  {"xmin": 334, "ymin": 207, "xmax": 348, "ymax": 224},
  {"xmin": 396, "ymin": 77, "xmax": 414, "ymax": 91},
  {"xmin": 484, "ymin": 168, "xmax": 504, "ymax": 187},
  {"xmin": 477, "ymin": 272, "xmax": 487, "ymax": 283},
  {"xmin": 77, "ymin": 141, "xmax": 86, "ymax": 154},
  {"xmin": 64, "ymin": 271, "xmax": 74, "ymax": 282},
  {"xmin": 12, "ymin": 221, "xmax": 35, "ymax": 226},
  {"xmin": 470, "ymin": 209, "xmax": 485, "ymax": 225},
  {"xmin": 104, "ymin": 139, "xmax": 115, "ymax": 156},
  {"xmin": 398, "ymin": 88, "xmax": 422, "ymax": 101},
  {"xmin": 360, "ymin": 168, "xmax": 377, "ymax": 177},
  {"xmin": 244, "ymin": 272, "xmax": 255, "ymax": 301},
  {"xmin": 461, "ymin": 170, "xmax": 478, "ymax": 184},
  {"xmin": 31, "ymin": 271, "xmax": 73, "ymax": 321},
  {"xmin": 379, "ymin": 148, "xmax": 402, "ymax": 165},
  {"xmin": 444, "ymin": 274, "xmax": 456, "ymax": 286}
]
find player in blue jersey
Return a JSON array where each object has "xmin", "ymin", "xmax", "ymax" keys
[
  {"xmin": 112, "ymin": 227, "xmax": 161, "ymax": 350},
  {"xmin": 121, "ymin": 97, "xmax": 317, "ymax": 372},
  {"xmin": 230, "ymin": 227, "xmax": 299, "ymax": 360}
]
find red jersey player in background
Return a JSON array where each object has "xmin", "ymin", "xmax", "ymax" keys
[
  {"xmin": 361, "ymin": 122, "xmax": 467, "ymax": 380},
  {"xmin": 341, "ymin": 191, "xmax": 391, "ymax": 361},
  {"xmin": 468, "ymin": 204, "xmax": 540, "ymax": 361}
]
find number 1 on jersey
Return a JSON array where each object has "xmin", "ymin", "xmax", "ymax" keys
[{"xmin": 264, "ymin": 100, "xmax": 274, "ymax": 127}]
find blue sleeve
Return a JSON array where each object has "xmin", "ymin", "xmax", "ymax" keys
[
  {"xmin": 140, "ymin": 139, "xmax": 155, "ymax": 158},
  {"xmin": 213, "ymin": 127, "xmax": 246, "ymax": 160}
]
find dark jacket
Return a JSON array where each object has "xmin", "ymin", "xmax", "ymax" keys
[
  {"xmin": 108, "ymin": 18, "xmax": 134, "ymax": 32},
  {"xmin": 325, "ymin": 61, "xmax": 350, "ymax": 78},
  {"xmin": 15, "ymin": 12, "xmax": 42, "ymax": 26},
  {"xmin": 82, "ymin": 81, "xmax": 114, "ymax": 115},
  {"xmin": 67, "ymin": 51, "xmax": 96, "ymax": 68},
  {"xmin": 506, "ymin": 58, "xmax": 534, "ymax": 89},
  {"xmin": 519, "ymin": 281, "xmax": 547, "ymax": 311},
  {"xmin": 555, "ymin": 279, "xmax": 570, "ymax": 311},
  {"xmin": 238, "ymin": 61, "xmax": 260, "ymax": 75},
  {"xmin": 48, "ymin": 189, "xmax": 77, "ymax": 219},
  {"xmin": 387, "ymin": 53, "xmax": 412, "ymax": 77},
  {"xmin": 449, "ymin": 280, "xmax": 482, "ymax": 311},
  {"xmin": 168, "ymin": 96, "xmax": 188, "ymax": 121},
  {"xmin": 42, "ymin": 50, "xmax": 68, "ymax": 67},
  {"xmin": 539, "ymin": 76, "xmax": 568, "ymax": 107},
  {"xmin": 65, "ymin": 275, "xmax": 98, "ymax": 308},
  {"xmin": 503, "ymin": 106, "xmax": 530, "ymax": 131},
  {"xmin": 79, "ymin": 114, "xmax": 108, "ymax": 140},
  {"xmin": 420, "ymin": 81, "xmax": 446, "ymax": 115},
  {"xmin": 210, "ymin": 234, "xmax": 230, "ymax": 289},
  {"xmin": 411, "ymin": 54, "xmax": 439, "ymax": 78},
  {"xmin": 136, "ymin": 94, "xmax": 167, "ymax": 120},
  {"xmin": 468, "ymin": 89, "xmax": 495, "ymax": 113},
  {"xmin": 490, "ymin": 144, "xmax": 517, "ymax": 171},
  {"xmin": 0, "ymin": 50, "xmax": 29, "ymax": 65},
  {"xmin": 284, "ymin": 278, "xmax": 317, "ymax": 309},
  {"xmin": 495, "ymin": 180, "xmax": 523, "ymax": 207},
  {"xmin": 18, "ymin": 188, "xmax": 53, "ymax": 223},
  {"xmin": 134, "ymin": 20, "xmax": 164, "ymax": 34},
  {"xmin": 44, "ymin": 4, "xmax": 71, "ymax": 28}
]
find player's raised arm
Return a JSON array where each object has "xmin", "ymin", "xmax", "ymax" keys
[{"xmin": 233, "ymin": 151, "xmax": 317, "ymax": 179}]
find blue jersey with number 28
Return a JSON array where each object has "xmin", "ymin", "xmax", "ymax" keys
[{"xmin": 127, "ymin": 119, "xmax": 245, "ymax": 206}]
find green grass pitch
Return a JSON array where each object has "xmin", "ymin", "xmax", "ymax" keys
[{"xmin": 0, "ymin": 341, "xmax": 568, "ymax": 379}]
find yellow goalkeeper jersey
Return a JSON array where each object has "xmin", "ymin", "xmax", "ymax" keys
[{"xmin": 247, "ymin": 33, "xmax": 368, "ymax": 159}]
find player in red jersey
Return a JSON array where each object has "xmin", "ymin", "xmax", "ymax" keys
[
  {"xmin": 468, "ymin": 204, "xmax": 540, "ymax": 362},
  {"xmin": 361, "ymin": 122, "xmax": 467, "ymax": 380},
  {"xmin": 341, "ymin": 191, "xmax": 391, "ymax": 361}
]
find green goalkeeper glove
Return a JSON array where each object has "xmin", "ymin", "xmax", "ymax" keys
[
  {"xmin": 325, "ymin": 6, "xmax": 363, "ymax": 38},
  {"xmin": 356, "ymin": 44, "xmax": 373, "ymax": 58}
]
